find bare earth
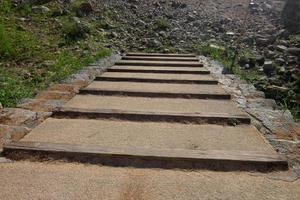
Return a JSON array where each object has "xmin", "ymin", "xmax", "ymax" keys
[{"xmin": 0, "ymin": 161, "xmax": 299, "ymax": 200}]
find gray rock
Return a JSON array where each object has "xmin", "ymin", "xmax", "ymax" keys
[
  {"xmin": 147, "ymin": 39, "xmax": 162, "ymax": 48},
  {"xmin": 256, "ymin": 56, "xmax": 265, "ymax": 66},
  {"xmin": 32, "ymin": 5, "xmax": 50, "ymax": 14},
  {"xmin": 187, "ymin": 14, "xmax": 196, "ymax": 22},
  {"xmin": 264, "ymin": 50, "xmax": 276, "ymax": 59},
  {"xmin": 275, "ymin": 58, "xmax": 285, "ymax": 66},
  {"xmin": 263, "ymin": 60, "xmax": 275, "ymax": 75},
  {"xmin": 78, "ymin": 2, "xmax": 93, "ymax": 16},
  {"xmin": 287, "ymin": 48, "xmax": 300, "ymax": 56},
  {"xmin": 276, "ymin": 45, "xmax": 288, "ymax": 52},
  {"xmin": 0, "ymin": 108, "xmax": 37, "ymax": 128}
]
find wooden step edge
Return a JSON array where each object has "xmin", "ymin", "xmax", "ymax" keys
[
  {"xmin": 52, "ymin": 107, "xmax": 251, "ymax": 125},
  {"xmin": 79, "ymin": 88, "xmax": 231, "ymax": 100},
  {"xmin": 107, "ymin": 68, "xmax": 211, "ymax": 74},
  {"xmin": 126, "ymin": 53, "xmax": 196, "ymax": 57},
  {"xmin": 94, "ymin": 77, "xmax": 219, "ymax": 84},
  {"xmin": 115, "ymin": 61, "xmax": 203, "ymax": 67},
  {"xmin": 3, "ymin": 141, "xmax": 288, "ymax": 172},
  {"xmin": 121, "ymin": 56, "xmax": 199, "ymax": 62}
]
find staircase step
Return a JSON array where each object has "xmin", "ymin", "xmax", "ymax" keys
[
  {"xmin": 96, "ymin": 72, "xmax": 218, "ymax": 84},
  {"xmin": 80, "ymin": 81, "xmax": 230, "ymax": 99},
  {"xmin": 115, "ymin": 60, "xmax": 203, "ymax": 67},
  {"xmin": 126, "ymin": 52, "xmax": 196, "ymax": 57},
  {"xmin": 108, "ymin": 66, "xmax": 210, "ymax": 74},
  {"xmin": 19, "ymin": 118, "xmax": 274, "ymax": 153},
  {"xmin": 122, "ymin": 56, "xmax": 199, "ymax": 62},
  {"xmin": 3, "ymin": 141, "xmax": 287, "ymax": 171},
  {"xmin": 64, "ymin": 96, "xmax": 242, "ymax": 117}
]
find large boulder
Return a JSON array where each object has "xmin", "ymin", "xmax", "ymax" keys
[{"xmin": 282, "ymin": 0, "xmax": 300, "ymax": 34}]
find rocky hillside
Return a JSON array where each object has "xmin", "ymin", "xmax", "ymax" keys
[{"xmin": 0, "ymin": 0, "xmax": 299, "ymax": 119}]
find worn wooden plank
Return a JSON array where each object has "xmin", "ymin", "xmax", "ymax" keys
[
  {"xmin": 79, "ymin": 88, "xmax": 231, "ymax": 100},
  {"xmin": 3, "ymin": 141, "xmax": 288, "ymax": 171},
  {"xmin": 52, "ymin": 107, "xmax": 250, "ymax": 125},
  {"xmin": 126, "ymin": 52, "xmax": 196, "ymax": 57},
  {"xmin": 122, "ymin": 56, "xmax": 199, "ymax": 62},
  {"xmin": 107, "ymin": 68, "xmax": 211, "ymax": 74},
  {"xmin": 115, "ymin": 60, "xmax": 203, "ymax": 67},
  {"xmin": 95, "ymin": 77, "xmax": 218, "ymax": 84}
]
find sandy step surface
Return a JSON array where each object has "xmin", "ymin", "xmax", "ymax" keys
[
  {"xmin": 100, "ymin": 72, "xmax": 215, "ymax": 81},
  {"xmin": 0, "ymin": 162, "xmax": 299, "ymax": 200},
  {"xmin": 64, "ymin": 95, "xmax": 245, "ymax": 116},
  {"xmin": 84, "ymin": 81, "xmax": 226, "ymax": 95},
  {"xmin": 115, "ymin": 60, "xmax": 203, "ymax": 67},
  {"xmin": 121, "ymin": 56, "xmax": 199, "ymax": 61},
  {"xmin": 22, "ymin": 118, "xmax": 272, "ymax": 152},
  {"xmin": 126, "ymin": 52, "xmax": 196, "ymax": 57},
  {"xmin": 110, "ymin": 65, "xmax": 207, "ymax": 71}
]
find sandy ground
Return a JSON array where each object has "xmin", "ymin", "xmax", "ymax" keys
[
  {"xmin": 22, "ymin": 118, "xmax": 273, "ymax": 152},
  {"xmin": 64, "ymin": 95, "xmax": 245, "ymax": 116},
  {"xmin": 0, "ymin": 161, "xmax": 299, "ymax": 200}
]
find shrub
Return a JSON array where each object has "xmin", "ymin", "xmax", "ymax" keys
[
  {"xmin": 154, "ymin": 19, "xmax": 170, "ymax": 30},
  {"xmin": 63, "ymin": 19, "xmax": 90, "ymax": 43}
]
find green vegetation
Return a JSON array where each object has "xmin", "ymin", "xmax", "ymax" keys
[
  {"xmin": 0, "ymin": 0, "xmax": 111, "ymax": 107},
  {"xmin": 153, "ymin": 19, "xmax": 170, "ymax": 31},
  {"xmin": 194, "ymin": 42, "xmax": 300, "ymax": 120}
]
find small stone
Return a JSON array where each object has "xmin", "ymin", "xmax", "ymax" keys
[
  {"xmin": 32, "ymin": 6, "xmax": 50, "ymax": 14},
  {"xmin": 278, "ymin": 66, "xmax": 286, "ymax": 74},
  {"xmin": 0, "ymin": 108, "xmax": 37, "ymax": 128},
  {"xmin": 256, "ymin": 56, "xmax": 265, "ymax": 66},
  {"xmin": 263, "ymin": 61, "xmax": 275, "ymax": 75},
  {"xmin": 275, "ymin": 58, "xmax": 285, "ymax": 66},
  {"xmin": 264, "ymin": 50, "xmax": 276, "ymax": 59},
  {"xmin": 226, "ymin": 31, "xmax": 235, "ymax": 36},
  {"xmin": 287, "ymin": 48, "xmax": 300, "ymax": 56},
  {"xmin": 187, "ymin": 14, "xmax": 196, "ymax": 22},
  {"xmin": 0, "ymin": 125, "xmax": 31, "ymax": 149},
  {"xmin": 78, "ymin": 2, "xmax": 93, "ymax": 15},
  {"xmin": 276, "ymin": 45, "xmax": 288, "ymax": 52}
]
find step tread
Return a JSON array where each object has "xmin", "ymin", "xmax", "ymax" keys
[
  {"xmin": 126, "ymin": 52, "xmax": 196, "ymax": 57},
  {"xmin": 100, "ymin": 72, "xmax": 215, "ymax": 81},
  {"xmin": 3, "ymin": 141, "xmax": 287, "ymax": 171},
  {"xmin": 122, "ymin": 56, "xmax": 199, "ymax": 61},
  {"xmin": 85, "ymin": 81, "xmax": 226, "ymax": 94},
  {"xmin": 21, "ymin": 118, "xmax": 273, "ymax": 152},
  {"xmin": 63, "ymin": 96, "xmax": 244, "ymax": 116},
  {"xmin": 115, "ymin": 60, "xmax": 203, "ymax": 67}
]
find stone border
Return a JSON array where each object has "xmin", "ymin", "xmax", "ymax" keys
[
  {"xmin": 0, "ymin": 54, "xmax": 121, "ymax": 151},
  {"xmin": 199, "ymin": 56, "xmax": 300, "ymax": 175}
]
